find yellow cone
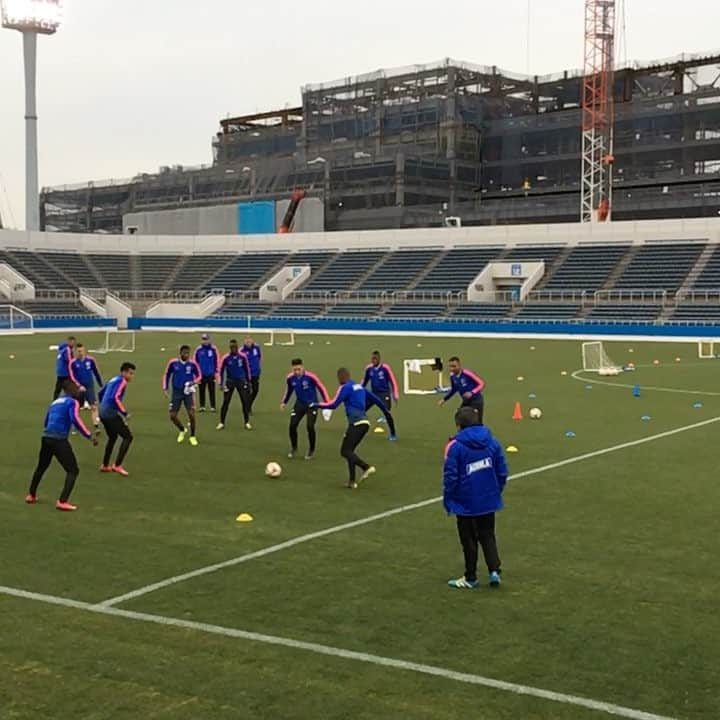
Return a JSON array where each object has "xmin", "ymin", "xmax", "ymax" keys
[
  {"xmin": 374, "ymin": 426, "xmax": 385, "ymax": 434},
  {"xmin": 517, "ymin": 376, "xmax": 525, "ymax": 382},
  {"xmin": 506, "ymin": 445, "xmax": 519, "ymax": 454},
  {"xmin": 236, "ymin": 513, "xmax": 254, "ymax": 523}
]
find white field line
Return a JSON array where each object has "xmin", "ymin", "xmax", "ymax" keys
[
  {"xmin": 572, "ymin": 369, "xmax": 720, "ymax": 396},
  {"xmin": 98, "ymin": 415, "xmax": 720, "ymax": 609},
  {"xmin": 0, "ymin": 585, "xmax": 677, "ymax": 720}
]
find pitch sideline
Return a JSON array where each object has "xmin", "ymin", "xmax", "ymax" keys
[
  {"xmin": 0, "ymin": 584, "xmax": 677, "ymax": 720},
  {"xmin": 98, "ymin": 414, "xmax": 720, "ymax": 608}
]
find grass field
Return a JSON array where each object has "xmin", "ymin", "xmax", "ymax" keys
[{"xmin": 1, "ymin": 331, "xmax": 719, "ymax": 719}]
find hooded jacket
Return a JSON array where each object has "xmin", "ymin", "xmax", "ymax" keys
[{"xmin": 443, "ymin": 425, "xmax": 508, "ymax": 516}]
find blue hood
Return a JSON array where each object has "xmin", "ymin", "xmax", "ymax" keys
[{"xmin": 455, "ymin": 425, "xmax": 493, "ymax": 450}]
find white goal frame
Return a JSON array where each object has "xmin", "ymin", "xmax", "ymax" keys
[
  {"xmin": 403, "ymin": 358, "xmax": 445, "ymax": 396},
  {"xmin": 90, "ymin": 330, "xmax": 136, "ymax": 354},
  {"xmin": 262, "ymin": 329, "xmax": 295, "ymax": 347},
  {"xmin": 0, "ymin": 304, "xmax": 34, "ymax": 334},
  {"xmin": 581, "ymin": 341, "xmax": 622, "ymax": 376},
  {"xmin": 698, "ymin": 341, "xmax": 718, "ymax": 359}
]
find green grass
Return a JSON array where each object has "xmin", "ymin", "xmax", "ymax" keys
[{"xmin": 1, "ymin": 332, "xmax": 719, "ymax": 719}]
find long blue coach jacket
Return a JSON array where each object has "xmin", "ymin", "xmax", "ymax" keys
[{"xmin": 443, "ymin": 425, "xmax": 508, "ymax": 517}]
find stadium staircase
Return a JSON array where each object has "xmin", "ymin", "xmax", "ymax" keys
[
  {"xmin": 598, "ymin": 245, "xmax": 640, "ymax": 292},
  {"xmin": 406, "ymin": 249, "xmax": 450, "ymax": 290},
  {"xmin": 129, "ymin": 255, "xmax": 142, "ymax": 291},
  {"xmin": 677, "ymin": 242, "xmax": 716, "ymax": 297},
  {"xmin": 347, "ymin": 251, "xmax": 392, "ymax": 292},
  {"xmin": 161, "ymin": 255, "xmax": 190, "ymax": 291},
  {"xmin": 80, "ymin": 254, "xmax": 107, "ymax": 287}
]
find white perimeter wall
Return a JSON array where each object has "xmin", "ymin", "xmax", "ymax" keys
[{"xmin": 1, "ymin": 218, "xmax": 720, "ymax": 256}]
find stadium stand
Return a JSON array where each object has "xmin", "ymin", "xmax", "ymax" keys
[
  {"xmin": 362, "ymin": 250, "xmax": 439, "ymax": 291},
  {"xmin": 691, "ymin": 246, "xmax": 720, "ymax": 290},
  {"xmin": 543, "ymin": 245, "xmax": 630, "ymax": 291},
  {"xmin": 215, "ymin": 301, "xmax": 273, "ymax": 317},
  {"xmin": 172, "ymin": 255, "xmax": 235, "ymax": 291},
  {"xmin": 586, "ymin": 304, "xmax": 663, "ymax": 321},
  {"xmin": 16, "ymin": 300, "xmax": 95, "ymax": 317},
  {"xmin": 268, "ymin": 302, "xmax": 327, "ymax": 317},
  {"xmin": 614, "ymin": 244, "xmax": 704, "ymax": 292},
  {"xmin": 446, "ymin": 304, "xmax": 512, "ymax": 319},
  {"xmin": 414, "ymin": 247, "xmax": 503, "ymax": 292},
  {"xmin": 513, "ymin": 304, "xmax": 583, "ymax": 320},
  {"xmin": 204, "ymin": 253, "xmax": 286, "ymax": 291},
  {"xmin": 303, "ymin": 251, "xmax": 387, "ymax": 292},
  {"xmin": 670, "ymin": 305, "xmax": 720, "ymax": 323},
  {"xmin": 87, "ymin": 255, "xmax": 132, "ymax": 291},
  {"xmin": 137, "ymin": 255, "xmax": 183, "ymax": 291},
  {"xmin": 324, "ymin": 303, "xmax": 383, "ymax": 317},
  {"xmin": 382, "ymin": 302, "xmax": 448, "ymax": 318}
]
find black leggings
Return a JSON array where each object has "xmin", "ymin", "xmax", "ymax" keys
[
  {"xmin": 29, "ymin": 437, "xmax": 79, "ymax": 502},
  {"xmin": 220, "ymin": 380, "xmax": 251, "ymax": 424},
  {"xmin": 456, "ymin": 513, "xmax": 501, "ymax": 582},
  {"xmin": 101, "ymin": 416, "xmax": 133, "ymax": 467},
  {"xmin": 341, "ymin": 421, "xmax": 370, "ymax": 483},
  {"xmin": 461, "ymin": 394, "xmax": 484, "ymax": 424},
  {"xmin": 198, "ymin": 376, "xmax": 216, "ymax": 409},
  {"xmin": 365, "ymin": 394, "xmax": 397, "ymax": 436},
  {"xmin": 289, "ymin": 404, "xmax": 318, "ymax": 453},
  {"xmin": 249, "ymin": 377, "xmax": 260, "ymax": 412}
]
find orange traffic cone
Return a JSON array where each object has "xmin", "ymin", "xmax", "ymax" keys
[{"xmin": 512, "ymin": 402, "xmax": 523, "ymax": 421}]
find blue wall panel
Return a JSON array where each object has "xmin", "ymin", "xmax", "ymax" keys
[{"xmin": 237, "ymin": 201, "xmax": 275, "ymax": 235}]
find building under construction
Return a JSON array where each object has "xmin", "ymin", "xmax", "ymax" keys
[{"xmin": 41, "ymin": 53, "xmax": 720, "ymax": 234}]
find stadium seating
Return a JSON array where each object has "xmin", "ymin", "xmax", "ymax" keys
[
  {"xmin": 137, "ymin": 255, "xmax": 183, "ymax": 290},
  {"xmin": 87, "ymin": 254, "xmax": 132, "ymax": 291},
  {"xmin": 691, "ymin": 246, "xmax": 720, "ymax": 290},
  {"xmin": 1, "ymin": 250, "xmax": 72, "ymax": 290},
  {"xmin": 17, "ymin": 300, "xmax": 95, "ymax": 317},
  {"xmin": 614, "ymin": 244, "xmax": 703, "ymax": 292},
  {"xmin": 362, "ymin": 250, "xmax": 438, "ymax": 291},
  {"xmin": 447, "ymin": 304, "xmax": 512, "ymax": 319},
  {"xmin": 670, "ymin": 305, "xmax": 720, "ymax": 323},
  {"xmin": 268, "ymin": 302, "xmax": 327, "ymax": 317},
  {"xmin": 324, "ymin": 303, "xmax": 383, "ymax": 317},
  {"xmin": 414, "ymin": 248, "xmax": 501, "ymax": 292},
  {"xmin": 544, "ymin": 245, "xmax": 629, "ymax": 291},
  {"xmin": 172, "ymin": 255, "xmax": 235, "ymax": 291},
  {"xmin": 214, "ymin": 301, "xmax": 273, "ymax": 317},
  {"xmin": 204, "ymin": 253, "xmax": 286, "ymax": 292},
  {"xmin": 585, "ymin": 304, "xmax": 662, "ymax": 321},
  {"xmin": 382, "ymin": 302, "xmax": 448, "ymax": 318},
  {"xmin": 513, "ymin": 304, "xmax": 582, "ymax": 320},
  {"xmin": 303, "ymin": 251, "xmax": 386, "ymax": 292}
]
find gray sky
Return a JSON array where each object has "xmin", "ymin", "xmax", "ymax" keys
[{"xmin": 1, "ymin": 0, "xmax": 718, "ymax": 228}]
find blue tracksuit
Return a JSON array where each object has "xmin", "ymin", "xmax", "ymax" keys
[
  {"xmin": 194, "ymin": 343, "xmax": 220, "ymax": 379},
  {"xmin": 318, "ymin": 380, "xmax": 388, "ymax": 423},
  {"xmin": 163, "ymin": 358, "xmax": 201, "ymax": 392},
  {"xmin": 43, "ymin": 395, "xmax": 92, "ymax": 440},
  {"xmin": 443, "ymin": 425, "xmax": 508, "ymax": 516},
  {"xmin": 99, "ymin": 375, "xmax": 129, "ymax": 419},
  {"xmin": 71, "ymin": 356, "xmax": 103, "ymax": 403},
  {"xmin": 444, "ymin": 369, "xmax": 486, "ymax": 403},
  {"xmin": 243, "ymin": 343, "xmax": 262, "ymax": 377},
  {"xmin": 362, "ymin": 362, "xmax": 399, "ymax": 400},
  {"xmin": 282, "ymin": 371, "xmax": 330, "ymax": 407},
  {"xmin": 55, "ymin": 341, "xmax": 77, "ymax": 382},
  {"xmin": 219, "ymin": 351, "xmax": 252, "ymax": 384}
]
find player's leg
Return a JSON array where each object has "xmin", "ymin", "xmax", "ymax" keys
[
  {"xmin": 169, "ymin": 395, "xmax": 186, "ymax": 441},
  {"xmin": 475, "ymin": 513, "xmax": 501, "ymax": 583},
  {"xmin": 288, "ymin": 405, "xmax": 305, "ymax": 456},
  {"xmin": 208, "ymin": 377, "xmax": 217, "ymax": 412},
  {"xmin": 381, "ymin": 394, "xmax": 398, "ymax": 437},
  {"xmin": 54, "ymin": 439, "xmax": 80, "ymax": 506},
  {"xmin": 340, "ymin": 422, "xmax": 371, "ymax": 487},
  {"xmin": 114, "ymin": 419, "xmax": 133, "ymax": 469},
  {"xmin": 198, "ymin": 377, "xmax": 207, "ymax": 410},
  {"xmin": 219, "ymin": 381, "xmax": 235, "ymax": 427},
  {"xmin": 305, "ymin": 407, "xmax": 318, "ymax": 458},
  {"xmin": 250, "ymin": 377, "xmax": 260, "ymax": 411},
  {"xmin": 186, "ymin": 396, "xmax": 198, "ymax": 444},
  {"xmin": 462, "ymin": 395, "xmax": 484, "ymax": 424},
  {"xmin": 101, "ymin": 418, "xmax": 118, "ymax": 468},
  {"xmin": 238, "ymin": 381, "xmax": 252, "ymax": 427},
  {"xmin": 52, "ymin": 377, "xmax": 65, "ymax": 400},
  {"xmin": 27, "ymin": 437, "xmax": 54, "ymax": 500},
  {"xmin": 455, "ymin": 515, "xmax": 480, "ymax": 585}
]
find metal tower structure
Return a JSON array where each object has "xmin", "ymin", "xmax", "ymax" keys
[{"xmin": 580, "ymin": 0, "xmax": 616, "ymax": 223}]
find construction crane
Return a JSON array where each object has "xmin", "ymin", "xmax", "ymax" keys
[{"xmin": 580, "ymin": 0, "xmax": 616, "ymax": 223}]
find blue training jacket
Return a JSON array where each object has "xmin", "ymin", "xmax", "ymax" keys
[
  {"xmin": 318, "ymin": 380, "xmax": 388, "ymax": 423},
  {"xmin": 219, "ymin": 350, "xmax": 252, "ymax": 384},
  {"xmin": 55, "ymin": 341, "xmax": 77, "ymax": 381},
  {"xmin": 443, "ymin": 369, "xmax": 486, "ymax": 403},
  {"xmin": 362, "ymin": 363, "xmax": 399, "ymax": 399},
  {"xmin": 99, "ymin": 375, "xmax": 129, "ymax": 419},
  {"xmin": 243, "ymin": 342, "xmax": 262, "ymax": 377},
  {"xmin": 43, "ymin": 395, "xmax": 92, "ymax": 440},
  {"xmin": 163, "ymin": 358, "xmax": 201, "ymax": 392},
  {"xmin": 282, "ymin": 371, "xmax": 330, "ymax": 407},
  {"xmin": 194, "ymin": 343, "xmax": 220, "ymax": 379},
  {"xmin": 71, "ymin": 356, "xmax": 102, "ymax": 388},
  {"xmin": 443, "ymin": 425, "xmax": 508, "ymax": 516}
]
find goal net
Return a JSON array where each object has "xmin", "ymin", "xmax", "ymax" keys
[
  {"xmin": 404, "ymin": 358, "xmax": 445, "ymax": 396},
  {"xmin": 582, "ymin": 341, "xmax": 622, "ymax": 376},
  {"xmin": 263, "ymin": 329, "xmax": 295, "ymax": 347},
  {"xmin": 90, "ymin": 330, "xmax": 136, "ymax": 354},
  {"xmin": 698, "ymin": 341, "xmax": 718, "ymax": 359},
  {"xmin": 0, "ymin": 304, "xmax": 33, "ymax": 334}
]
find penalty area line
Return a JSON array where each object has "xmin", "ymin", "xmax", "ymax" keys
[
  {"xmin": 572, "ymin": 369, "xmax": 720, "ymax": 396},
  {"xmin": 97, "ymin": 414, "xmax": 720, "ymax": 609},
  {"xmin": 0, "ymin": 584, "xmax": 676, "ymax": 720}
]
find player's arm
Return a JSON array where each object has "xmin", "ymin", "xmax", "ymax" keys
[
  {"xmin": 385, "ymin": 363, "xmax": 400, "ymax": 401},
  {"xmin": 465, "ymin": 370, "xmax": 486, "ymax": 395},
  {"xmin": 442, "ymin": 440, "xmax": 461, "ymax": 513},
  {"xmin": 492, "ymin": 439, "xmax": 509, "ymax": 493},
  {"xmin": 280, "ymin": 377, "xmax": 293, "ymax": 409},
  {"xmin": 317, "ymin": 384, "xmax": 348, "ymax": 410},
  {"xmin": 162, "ymin": 360, "xmax": 174, "ymax": 393},
  {"xmin": 91, "ymin": 358, "xmax": 103, "ymax": 386},
  {"xmin": 218, "ymin": 355, "xmax": 228, "ymax": 386},
  {"xmin": 114, "ymin": 380, "xmax": 128, "ymax": 416},
  {"xmin": 241, "ymin": 351, "xmax": 252, "ymax": 380},
  {"xmin": 191, "ymin": 361, "xmax": 202, "ymax": 384},
  {"xmin": 439, "ymin": 380, "xmax": 457, "ymax": 405},
  {"xmin": 308, "ymin": 372, "xmax": 331, "ymax": 403},
  {"xmin": 212, "ymin": 345, "xmax": 220, "ymax": 381},
  {"xmin": 68, "ymin": 399, "xmax": 93, "ymax": 440},
  {"xmin": 361, "ymin": 366, "xmax": 371, "ymax": 388},
  {"xmin": 66, "ymin": 346, "xmax": 79, "ymax": 385}
]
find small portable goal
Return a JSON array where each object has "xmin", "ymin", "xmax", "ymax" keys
[
  {"xmin": 582, "ymin": 341, "xmax": 622, "ymax": 376},
  {"xmin": 404, "ymin": 358, "xmax": 445, "ymax": 396},
  {"xmin": 90, "ymin": 330, "xmax": 136, "ymax": 354}
]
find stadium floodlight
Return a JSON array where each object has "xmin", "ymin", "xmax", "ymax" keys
[{"xmin": 1, "ymin": 0, "xmax": 63, "ymax": 231}]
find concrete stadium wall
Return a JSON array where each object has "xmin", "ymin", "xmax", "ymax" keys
[
  {"xmin": 2, "ymin": 217, "xmax": 720, "ymax": 256},
  {"xmin": 123, "ymin": 205, "xmax": 239, "ymax": 236}
]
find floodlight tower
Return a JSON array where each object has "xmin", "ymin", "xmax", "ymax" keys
[
  {"xmin": 580, "ymin": 0, "xmax": 616, "ymax": 223},
  {"xmin": 1, "ymin": 0, "xmax": 63, "ymax": 231}
]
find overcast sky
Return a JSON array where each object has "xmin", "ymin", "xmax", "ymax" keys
[{"xmin": 0, "ymin": 0, "xmax": 718, "ymax": 228}]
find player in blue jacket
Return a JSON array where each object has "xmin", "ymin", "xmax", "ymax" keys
[
  {"xmin": 217, "ymin": 339, "xmax": 253, "ymax": 431},
  {"xmin": 163, "ymin": 345, "xmax": 201, "ymax": 445},
  {"xmin": 243, "ymin": 336, "xmax": 263, "ymax": 413},
  {"xmin": 362, "ymin": 350, "xmax": 399, "ymax": 437},
  {"xmin": 53, "ymin": 335, "xmax": 79, "ymax": 399},
  {"xmin": 281, "ymin": 358, "xmax": 330, "ymax": 460},
  {"xmin": 194, "ymin": 334, "xmax": 220, "ymax": 413},
  {"xmin": 315, "ymin": 368, "xmax": 392, "ymax": 488},
  {"xmin": 443, "ymin": 407, "xmax": 508, "ymax": 589},
  {"xmin": 26, "ymin": 380, "xmax": 98, "ymax": 511},
  {"xmin": 438, "ymin": 356, "xmax": 486, "ymax": 422},
  {"xmin": 99, "ymin": 362, "xmax": 136, "ymax": 476},
  {"xmin": 71, "ymin": 343, "xmax": 103, "ymax": 431}
]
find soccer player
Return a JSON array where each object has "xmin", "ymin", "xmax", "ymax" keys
[
  {"xmin": 163, "ymin": 345, "xmax": 201, "ymax": 445},
  {"xmin": 243, "ymin": 335, "xmax": 262, "ymax": 413},
  {"xmin": 280, "ymin": 358, "xmax": 330, "ymax": 460},
  {"xmin": 98, "ymin": 362, "xmax": 136, "ymax": 476},
  {"xmin": 217, "ymin": 339, "xmax": 253, "ymax": 431},
  {"xmin": 26, "ymin": 380, "xmax": 99, "ymax": 511},
  {"xmin": 71, "ymin": 343, "xmax": 103, "ymax": 431},
  {"xmin": 53, "ymin": 335, "xmax": 80, "ymax": 399},
  {"xmin": 438, "ymin": 356, "xmax": 486, "ymax": 422},
  {"xmin": 443, "ymin": 407, "xmax": 507, "ymax": 589},
  {"xmin": 315, "ymin": 368, "xmax": 389, "ymax": 488},
  {"xmin": 362, "ymin": 350, "xmax": 399, "ymax": 439},
  {"xmin": 194, "ymin": 334, "xmax": 220, "ymax": 413}
]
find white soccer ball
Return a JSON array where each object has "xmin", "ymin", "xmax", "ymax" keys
[
  {"xmin": 265, "ymin": 462, "xmax": 282, "ymax": 478},
  {"xmin": 529, "ymin": 407, "xmax": 543, "ymax": 420}
]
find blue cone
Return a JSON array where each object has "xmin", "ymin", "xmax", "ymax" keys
[
  {"xmin": 693, "ymin": 402, "xmax": 703, "ymax": 409},
  {"xmin": 565, "ymin": 431, "xmax": 576, "ymax": 438},
  {"xmin": 528, "ymin": 393, "xmax": 537, "ymax": 399},
  {"xmin": 641, "ymin": 415, "xmax": 652, "ymax": 422},
  {"xmin": 585, "ymin": 385, "xmax": 593, "ymax": 391},
  {"xmin": 633, "ymin": 384, "xmax": 641, "ymax": 398}
]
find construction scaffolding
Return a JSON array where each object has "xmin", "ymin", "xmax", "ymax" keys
[{"xmin": 41, "ymin": 54, "xmax": 720, "ymax": 234}]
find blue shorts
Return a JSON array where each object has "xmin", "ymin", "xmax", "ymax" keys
[
  {"xmin": 169, "ymin": 389, "xmax": 194, "ymax": 413},
  {"xmin": 81, "ymin": 385, "xmax": 97, "ymax": 405}
]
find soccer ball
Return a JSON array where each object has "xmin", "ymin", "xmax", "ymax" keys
[
  {"xmin": 529, "ymin": 408, "xmax": 543, "ymax": 420},
  {"xmin": 265, "ymin": 462, "xmax": 282, "ymax": 478}
]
